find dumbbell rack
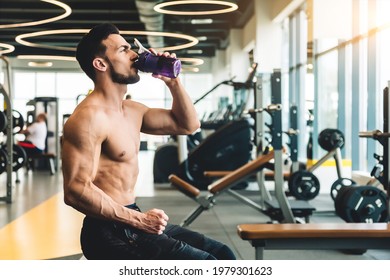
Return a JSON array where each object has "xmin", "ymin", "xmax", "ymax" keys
[{"xmin": 0, "ymin": 56, "xmax": 14, "ymax": 203}]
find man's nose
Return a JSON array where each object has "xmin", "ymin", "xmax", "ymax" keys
[{"xmin": 130, "ymin": 50, "xmax": 139, "ymax": 60}]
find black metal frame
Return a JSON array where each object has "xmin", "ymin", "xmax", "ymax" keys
[{"xmin": 0, "ymin": 56, "xmax": 14, "ymax": 203}]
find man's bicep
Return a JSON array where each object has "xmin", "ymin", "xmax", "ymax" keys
[
  {"xmin": 61, "ymin": 129, "xmax": 100, "ymax": 188},
  {"xmin": 141, "ymin": 108, "xmax": 177, "ymax": 135},
  {"xmin": 62, "ymin": 138, "xmax": 92, "ymax": 172}
]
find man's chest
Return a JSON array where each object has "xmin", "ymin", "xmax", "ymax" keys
[{"xmin": 101, "ymin": 113, "xmax": 143, "ymax": 161}]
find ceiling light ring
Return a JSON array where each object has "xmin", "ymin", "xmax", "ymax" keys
[
  {"xmin": 17, "ymin": 56, "xmax": 205, "ymax": 66},
  {"xmin": 179, "ymin": 57, "xmax": 204, "ymax": 66},
  {"xmin": 28, "ymin": 61, "xmax": 53, "ymax": 68},
  {"xmin": 15, "ymin": 29, "xmax": 199, "ymax": 52},
  {"xmin": 0, "ymin": 0, "xmax": 72, "ymax": 29},
  {"xmin": 181, "ymin": 67, "xmax": 200, "ymax": 73},
  {"xmin": 17, "ymin": 55, "xmax": 76, "ymax": 62},
  {"xmin": 154, "ymin": 0, "xmax": 238, "ymax": 16},
  {"xmin": 121, "ymin": 31, "xmax": 199, "ymax": 52},
  {"xmin": 0, "ymin": 43, "xmax": 15, "ymax": 55}
]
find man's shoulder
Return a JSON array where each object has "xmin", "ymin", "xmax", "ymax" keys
[
  {"xmin": 66, "ymin": 104, "xmax": 108, "ymax": 131},
  {"xmin": 73, "ymin": 100, "xmax": 108, "ymax": 118},
  {"xmin": 63, "ymin": 110, "xmax": 108, "ymax": 145},
  {"xmin": 123, "ymin": 99, "xmax": 149, "ymax": 116}
]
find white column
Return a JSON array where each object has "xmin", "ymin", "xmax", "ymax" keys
[
  {"xmin": 254, "ymin": 0, "xmax": 282, "ymax": 72},
  {"xmin": 227, "ymin": 29, "xmax": 251, "ymax": 82}
]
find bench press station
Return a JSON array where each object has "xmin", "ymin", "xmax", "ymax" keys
[{"xmin": 169, "ymin": 151, "xmax": 275, "ymax": 227}]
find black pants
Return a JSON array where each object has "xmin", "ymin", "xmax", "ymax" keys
[
  {"xmin": 80, "ymin": 204, "xmax": 236, "ymax": 260},
  {"xmin": 18, "ymin": 141, "xmax": 43, "ymax": 157}
]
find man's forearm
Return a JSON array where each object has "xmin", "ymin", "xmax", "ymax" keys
[
  {"xmin": 168, "ymin": 79, "xmax": 200, "ymax": 133},
  {"xmin": 64, "ymin": 183, "xmax": 168, "ymax": 234},
  {"xmin": 65, "ymin": 183, "xmax": 133, "ymax": 222}
]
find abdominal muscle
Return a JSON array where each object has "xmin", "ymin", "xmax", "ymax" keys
[{"xmin": 93, "ymin": 154, "xmax": 139, "ymax": 206}]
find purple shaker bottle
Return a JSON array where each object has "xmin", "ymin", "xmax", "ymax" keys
[{"xmin": 133, "ymin": 38, "xmax": 181, "ymax": 78}]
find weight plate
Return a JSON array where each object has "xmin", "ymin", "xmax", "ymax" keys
[
  {"xmin": 336, "ymin": 186, "xmax": 356, "ymax": 222},
  {"xmin": 2, "ymin": 109, "xmax": 25, "ymax": 134},
  {"xmin": 2, "ymin": 145, "xmax": 27, "ymax": 171},
  {"xmin": 13, "ymin": 145, "xmax": 27, "ymax": 171},
  {"xmin": 330, "ymin": 178, "xmax": 356, "ymax": 201},
  {"xmin": 288, "ymin": 170, "xmax": 320, "ymax": 200},
  {"xmin": 342, "ymin": 186, "xmax": 388, "ymax": 223},
  {"xmin": 318, "ymin": 128, "xmax": 345, "ymax": 151},
  {"xmin": 0, "ymin": 111, "xmax": 7, "ymax": 132},
  {"xmin": 334, "ymin": 185, "xmax": 351, "ymax": 220},
  {"xmin": 0, "ymin": 148, "xmax": 8, "ymax": 174}
]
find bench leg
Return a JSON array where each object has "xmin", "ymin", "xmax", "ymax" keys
[
  {"xmin": 255, "ymin": 247, "xmax": 264, "ymax": 260},
  {"xmin": 26, "ymin": 158, "xmax": 33, "ymax": 172},
  {"xmin": 49, "ymin": 158, "xmax": 55, "ymax": 175},
  {"xmin": 180, "ymin": 205, "xmax": 207, "ymax": 227},
  {"xmin": 15, "ymin": 170, "xmax": 20, "ymax": 183}
]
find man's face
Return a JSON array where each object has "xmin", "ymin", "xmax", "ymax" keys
[
  {"xmin": 103, "ymin": 34, "xmax": 140, "ymax": 84},
  {"xmin": 106, "ymin": 57, "xmax": 140, "ymax": 84}
]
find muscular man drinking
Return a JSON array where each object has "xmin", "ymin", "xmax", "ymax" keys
[{"xmin": 61, "ymin": 23, "xmax": 236, "ymax": 260}]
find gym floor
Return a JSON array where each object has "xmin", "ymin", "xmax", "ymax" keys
[{"xmin": 0, "ymin": 151, "xmax": 389, "ymax": 260}]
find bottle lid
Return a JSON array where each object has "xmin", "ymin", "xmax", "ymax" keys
[{"xmin": 134, "ymin": 38, "xmax": 151, "ymax": 54}]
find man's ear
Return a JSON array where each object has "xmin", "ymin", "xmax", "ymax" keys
[{"xmin": 93, "ymin": 58, "xmax": 107, "ymax": 71}]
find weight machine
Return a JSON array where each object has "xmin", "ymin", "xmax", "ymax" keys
[
  {"xmin": 326, "ymin": 85, "xmax": 390, "ymax": 224},
  {"xmin": 365, "ymin": 84, "xmax": 390, "ymax": 204},
  {"xmin": 254, "ymin": 70, "xmax": 315, "ymax": 223},
  {"xmin": 349, "ymin": 84, "xmax": 390, "ymax": 223},
  {"xmin": 169, "ymin": 70, "xmax": 316, "ymax": 226},
  {"xmin": 25, "ymin": 97, "xmax": 60, "ymax": 172}
]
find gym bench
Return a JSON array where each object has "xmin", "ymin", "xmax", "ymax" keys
[
  {"xmin": 169, "ymin": 151, "xmax": 314, "ymax": 226},
  {"xmin": 237, "ymin": 222, "xmax": 390, "ymax": 259},
  {"xmin": 203, "ymin": 171, "xmax": 290, "ymax": 181},
  {"xmin": 169, "ymin": 151, "xmax": 275, "ymax": 227},
  {"xmin": 27, "ymin": 153, "xmax": 56, "ymax": 175}
]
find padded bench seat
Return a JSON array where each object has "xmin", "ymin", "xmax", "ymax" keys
[
  {"xmin": 28, "ymin": 153, "xmax": 56, "ymax": 175},
  {"xmin": 237, "ymin": 223, "xmax": 390, "ymax": 259},
  {"xmin": 203, "ymin": 171, "xmax": 290, "ymax": 180}
]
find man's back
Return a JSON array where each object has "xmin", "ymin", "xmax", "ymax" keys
[{"xmin": 26, "ymin": 121, "xmax": 47, "ymax": 150}]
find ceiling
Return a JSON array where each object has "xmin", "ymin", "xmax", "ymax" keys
[{"xmin": 0, "ymin": 0, "xmax": 254, "ymax": 64}]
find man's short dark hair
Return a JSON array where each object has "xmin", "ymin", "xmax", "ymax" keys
[{"xmin": 76, "ymin": 23, "xmax": 120, "ymax": 81}]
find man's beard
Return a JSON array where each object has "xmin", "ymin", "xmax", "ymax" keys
[{"xmin": 106, "ymin": 58, "xmax": 140, "ymax": 84}]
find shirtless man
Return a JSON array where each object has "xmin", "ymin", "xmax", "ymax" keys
[{"xmin": 61, "ymin": 23, "xmax": 236, "ymax": 260}]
